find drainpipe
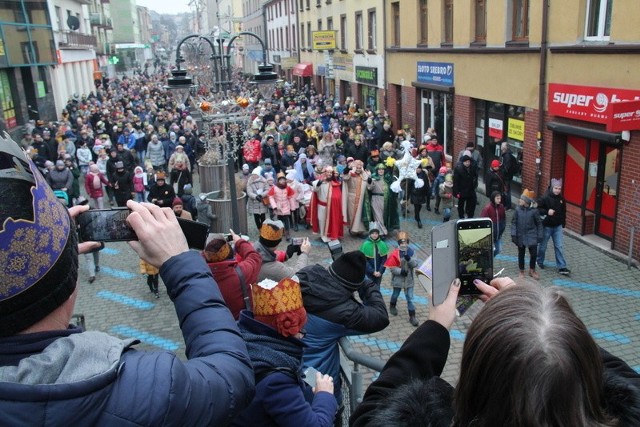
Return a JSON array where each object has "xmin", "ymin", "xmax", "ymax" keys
[
  {"xmin": 536, "ymin": 0, "xmax": 550, "ymax": 195},
  {"xmin": 382, "ymin": 0, "xmax": 388, "ymax": 112}
]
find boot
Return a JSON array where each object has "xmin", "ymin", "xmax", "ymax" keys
[
  {"xmin": 416, "ymin": 220, "xmax": 423, "ymax": 229},
  {"xmin": 409, "ymin": 310, "xmax": 419, "ymax": 327},
  {"xmin": 519, "ymin": 270, "xmax": 525, "ymax": 278},
  {"xmin": 389, "ymin": 303, "xmax": 398, "ymax": 316},
  {"xmin": 529, "ymin": 269, "xmax": 540, "ymax": 280}
]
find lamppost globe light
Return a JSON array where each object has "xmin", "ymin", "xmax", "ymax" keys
[
  {"xmin": 165, "ymin": 68, "xmax": 198, "ymax": 104},
  {"xmin": 252, "ymin": 64, "xmax": 280, "ymax": 102}
]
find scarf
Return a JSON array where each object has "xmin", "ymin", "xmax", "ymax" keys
[{"xmin": 238, "ymin": 319, "xmax": 302, "ymax": 378}]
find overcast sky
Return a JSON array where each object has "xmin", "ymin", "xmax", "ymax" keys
[{"xmin": 136, "ymin": 0, "xmax": 191, "ymax": 15}]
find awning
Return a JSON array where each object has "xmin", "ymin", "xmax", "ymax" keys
[
  {"xmin": 292, "ymin": 63, "xmax": 313, "ymax": 77},
  {"xmin": 547, "ymin": 121, "xmax": 623, "ymax": 145}
]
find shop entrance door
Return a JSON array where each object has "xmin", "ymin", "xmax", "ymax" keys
[
  {"xmin": 421, "ymin": 94, "xmax": 434, "ymax": 139},
  {"xmin": 564, "ymin": 136, "xmax": 619, "ymax": 240}
]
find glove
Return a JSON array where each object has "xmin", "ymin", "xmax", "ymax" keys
[
  {"xmin": 255, "ymin": 195, "xmax": 262, "ymax": 201},
  {"xmin": 400, "ymin": 268, "xmax": 408, "ymax": 277},
  {"xmin": 367, "ymin": 177, "xmax": 372, "ymax": 184},
  {"xmin": 404, "ymin": 254, "xmax": 411, "ymax": 261},
  {"xmin": 286, "ymin": 243, "xmax": 301, "ymax": 259}
]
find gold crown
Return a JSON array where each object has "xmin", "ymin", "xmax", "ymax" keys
[
  {"xmin": 252, "ymin": 277, "xmax": 304, "ymax": 317},
  {"xmin": 260, "ymin": 221, "xmax": 284, "ymax": 242},
  {"xmin": 397, "ymin": 231, "xmax": 410, "ymax": 243},
  {"xmin": 203, "ymin": 241, "xmax": 232, "ymax": 263}
]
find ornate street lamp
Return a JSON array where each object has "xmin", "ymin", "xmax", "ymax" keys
[{"xmin": 166, "ymin": 32, "xmax": 279, "ymax": 233}]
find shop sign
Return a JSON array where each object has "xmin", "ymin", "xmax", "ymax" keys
[
  {"xmin": 417, "ymin": 61, "xmax": 454, "ymax": 86},
  {"xmin": 488, "ymin": 118, "xmax": 503, "ymax": 139},
  {"xmin": 281, "ymin": 57, "xmax": 297, "ymax": 69},
  {"xmin": 355, "ymin": 66, "xmax": 377, "ymax": 85},
  {"xmin": 312, "ymin": 31, "xmax": 337, "ymax": 50},
  {"xmin": 317, "ymin": 65, "xmax": 326, "ymax": 76},
  {"xmin": 607, "ymin": 99, "xmax": 640, "ymax": 132},
  {"xmin": 333, "ymin": 53, "xmax": 353, "ymax": 73},
  {"xmin": 548, "ymin": 83, "xmax": 640, "ymax": 129},
  {"xmin": 507, "ymin": 118, "xmax": 525, "ymax": 141}
]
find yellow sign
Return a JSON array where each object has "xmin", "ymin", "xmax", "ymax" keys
[
  {"xmin": 281, "ymin": 57, "xmax": 297, "ymax": 69},
  {"xmin": 508, "ymin": 118, "xmax": 525, "ymax": 141},
  {"xmin": 312, "ymin": 31, "xmax": 337, "ymax": 50}
]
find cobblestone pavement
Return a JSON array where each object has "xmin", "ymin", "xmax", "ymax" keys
[{"xmin": 75, "ymin": 180, "xmax": 640, "ymax": 395}]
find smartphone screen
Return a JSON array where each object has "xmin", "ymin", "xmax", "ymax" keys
[
  {"xmin": 77, "ymin": 209, "xmax": 136, "ymax": 242},
  {"xmin": 456, "ymin": 218, "xmax": 493, "ymax": 295},
  {"xmin": 77, "ymin": 209, "xmax": 209, "ymax": 249}
]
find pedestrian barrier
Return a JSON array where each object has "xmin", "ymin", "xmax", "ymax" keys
[{"xmin": 337, "ymin": 337, "xmax": 386, "ymax": 426}]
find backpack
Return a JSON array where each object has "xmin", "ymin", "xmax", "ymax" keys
[{"xmin": 505, "ymin": 153, "xmax": 520, "ymax": 176}]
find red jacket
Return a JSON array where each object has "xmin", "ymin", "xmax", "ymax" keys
[
  {"xmin": 84, "ymin": 172, "xmax": 110, "ymax": 199},
  {"xmin": 243, "ymin": 138, "xmax": 262, "ymax": 163},
  {"xmin": 204, "ymin": 239, "xmax": 262, "ymax": 319}
]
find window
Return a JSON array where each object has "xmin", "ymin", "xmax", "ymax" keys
[
  {"xmin": 340, "ymin": 14, "xmax": 347, "ymax": 50},
  {"xmin": 316, "ymin": 0, "xmax": 321, "ymax": 6},
  {"xmin": 386, "ymin": 2, "xmax": 398, "ymax": 47},
  {"xmin": 585, "ymin": 0, "xmax": 612, "ymax": 40},
  {"xmin": 355, "ymin": 12, "xmax": 363, "ymax": 50},
  {"xmin": 307, "ymin": 22, "xmax": 311, "ymax": 48},
  {"xmin": 286, "ymin": 26, "xmax": 289, "ymax": 50},
  {"xmin": 55, "ymin": 6, "xmax": 62, "ymax": 29},
  {"xmin": 367, "ymin": 9, "xmax": 376, "ymax": 50},
  {"xmin": 443, "ymin": 0, "xmax": 453, "ymax": 44},
  {"xmin": 306, "ymin": 0, "xmax": 310, "ymax": 10},
  {"xmin": 301, "ymin": 23, "xmax": 305, "ymax": 48},
  {"xmin": 512, "ymin": 0, "xmax": 529, "ymax": 41},
  {"xmin": 419, "ymin": 0, "xmax": 428, "ymax": 44},
  {"xmin": 318, "ymin": 19, "xmax": 322, "ymax": 31},
  {"xmin": 292, "ymin": 24, "xmax": 296, "ymax": 49},
  {"xmin": 327, "ymin": 17, "xmax": 333, "ymax": 30},
  {"xmin": 474, "ymin": 0, "xmax": 486, "ymax": 42}
]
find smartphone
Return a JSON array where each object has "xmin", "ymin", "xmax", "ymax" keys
[
  {"xmin": 292, "ymin": 237, "xmax": 304, "ymax": 246},
  {"xmin": 430, "ymin": 221, "xmax": 457, "ymax": 306},
  {"xmin": 77, "ymin": 209, "xmax": 209, "ymax": 250},
  {"xmin": 303, "ymin": 366, "xmax": 319, "ymax": 388},
  {"xmin": 456, "ymin": 218, "xmax": 494, "ymax": 295}
]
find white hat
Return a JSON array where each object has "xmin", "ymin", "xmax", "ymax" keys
[
  {"xmin": 242, "ymin": 163, "xmax": 250, "ymax": 171},
  {"xmin": 252, "ymin": 166, "xmax": 263, "ymax": 176},
  {"xmin": 286, "ymin": 171, "xmax": 296, "ymax": 181}
]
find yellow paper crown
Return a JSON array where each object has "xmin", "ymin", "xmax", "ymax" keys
[
  {"xmin": 260, "ymin": 220, "xmax": 284, "ymax": 242},
  {"xmin": 252, "ymin": 277, "xmax": 304, "ymax": 317}
]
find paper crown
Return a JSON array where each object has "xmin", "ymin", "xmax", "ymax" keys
[
  {"xmin": 397, "ymin": 231, "xmax": 410, "ymax": 243},
  {"xmin": 259, "ymin": 219, "xmax": 284, "ymax": 245},
  {"xmin": 252, "ymin": 276, "xmax": 306, "ymax": 337},
  {"xmin": 203, "ymin": 239, "xmax": 233, "ymax": 263},
  {"xmin": 0, "ymin": 134, "xmax": 71, "ymax": 302}
]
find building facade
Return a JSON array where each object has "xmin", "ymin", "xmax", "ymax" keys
[
  {"xmin": 384, "ymin": 0, "xmax": 640, "ymax": 260},
  {"xmin": 264, "ymin": 0, "xmax": 298, "ymax": 80}
]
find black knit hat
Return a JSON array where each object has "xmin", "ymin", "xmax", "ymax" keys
[{"xmin": 329, "ymin": 251, "xmax": 366, "ymax": 290}]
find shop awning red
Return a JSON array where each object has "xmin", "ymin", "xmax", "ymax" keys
[{"xmin": 292, "ymin": 63, "xmax": 313, "ymax": 77}]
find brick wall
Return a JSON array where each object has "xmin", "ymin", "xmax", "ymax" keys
[
  {"xmin": 613, "ymin": 132, "xmax": 640, "ymax": 260},
  {"xmin": 452, "ymin": 95, "xmax": 474, "ymax": 157}
]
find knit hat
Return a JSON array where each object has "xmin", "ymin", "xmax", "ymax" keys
[
  {"xmin": 461, "ymin": 155, "xmax": 472, "ymax": 163},
  {"xmin": 444, "ymin": 174, "xmax": 453, "ymax": 187},
  {"xmin": 252, "ymin": 166, "xmax": 263, "ymax": 176},
  {"xmin": 521, "ymin": 189, "xmax": 536, "ymax": 205},
  {"xmin": 0, "ymin": 134, "xmax": 77, "ymax": 336},
  {"xmin": 491, "ymin": 159, "xmax": 501, "ymax": 169},
  {"xmin": 329, "ymin": 251, "xmax": 367, "ymax": 291},
  {"xmin": 172, "ymin": 197, "xmax": 183, "ymax": 207},
  {"xmin": 203, "ymin": 239, "xmax": 234, "ymax": 263},
  {"xmin": 252, "ymin": 276, "xmax": 307, "ymax": 337},
  {"xmin": 55, "ymin": 160, "xmax": 65, "ymax": 168},
  {"xmin": 259, "ymin": 218, "xmax": 284, "ymax": 247},
  {"xmin": 551, "ymin": 178, "xmax": 563, "ymax": 188},
  {"xmin": 264, "ymin": 158, "xmax": 272, "ymax": 165},
  {"xmin": 439, "ymin": 166, "xmax": 448, "ymax": 175},
  {"xmin": 242, "ymin": 163, "xmax": 250, "ymax": 171},
  {"xmin": 183, "ymin": 184, "xmax": 193, "ymax": 194}
]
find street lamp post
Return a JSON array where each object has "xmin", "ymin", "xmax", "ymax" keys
[{"xmin": 166, "ymin": 32, "xmax": 279, "ymax": 233}]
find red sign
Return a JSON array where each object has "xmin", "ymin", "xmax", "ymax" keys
[
  {"xmin": 607, "ymin": 99, "xmax": 640, "ymax": 132},
  {"xmin": 548, "ymin": 83, "xmax": 640, "ymax": 128}
]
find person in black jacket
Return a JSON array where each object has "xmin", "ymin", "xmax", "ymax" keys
[
  {"xmin": 111, "ymin": 161, "xmax": 133, "ymax": 207},
  {"xmin": 297, "ymin": 251, "xmax": 389, "ymax": 405},
  {"xmin": 147, "ymin": 171, "xmax": 176, "ymax": 207},
  {"xmin": 484, "ymin": 159, "xmax": 506, "ymax": 197},
  {"xmin": 537, "ymin": 178, "xmax": 571, "ymax": 275},
  {"xmin": 452, "ymin": 155, "xmax": 478, "ymax": 219},
  {"xmin": 344, "ymin": 136, "xmax": 369, "ymax": 163},
  {"xmin": 350, "ymin": 279, "xmax": 640, "ymax": 427}
]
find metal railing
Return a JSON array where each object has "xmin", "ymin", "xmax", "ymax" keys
[
  {"xmin": 337, "ymin": 337, "xmax": 386, "ymax": 426},
  {"xmin": 57, "ymin": 31, "xmax": 98, "ymax": 48}
]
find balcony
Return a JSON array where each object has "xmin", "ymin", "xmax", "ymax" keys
[
  {"xmin": 57, "ymin": 31, "xmax": 98, "ymax": 49},
  {"xmin": 95, "ymin": 41, "xmax": 114, "ymax": 55},
  {"xmin": 89, "ymin": 13, "xmax": 112, "ymax": 29}
]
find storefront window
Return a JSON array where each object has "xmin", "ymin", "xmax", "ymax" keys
[
  {"xmin": 360, "ymin": 85, "xmax": 377, "ymax": 111},
  {"xmin": 0, "ymin": 70, "xmax": 17, "ymax": 129}
]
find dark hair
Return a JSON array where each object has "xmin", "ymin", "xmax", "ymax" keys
[
  {"xmin": 0, "ymin": 179, "xmax": 78, "ymax": 336},
  {"xmin": 453, "ymin": 285, "xmax": 615, "ymax": 426}
]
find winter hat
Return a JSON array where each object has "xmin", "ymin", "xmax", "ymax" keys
[
  {"xmin": 264, "ymin": 158, "xmax": 272, "ymax": 165},
  {"xmin": 444, "ymin": 174, "xmax": 454, "ymax": 187},
  {"xmin": 242, "ymin": 163, "xmax": 250, "ymax": 171},
  {"xmin": 55, "ymin": 160, "xmax": 65, "ymax": 168},
  {"xmin": 520, "ymin": 189, "xmax": 536, "ymax": 205},
  {"xmin": 259, "ymin": 218, "xmax": 284, "ymax": 248},
  {"xmin": 172, "ymin": 197, "xmax": 183, "ymax": 207},
  {"xmin": 183, "ymin": 184, "xmax": 193, "ymax": 194},
  {"xmin": 156, "ymin": 172, "xmax": 166, "ymax": 181},
  {"xmin": 439, "ymin": 166, "xmax": 448, "ymax": 175},
  {"xmin": 252, "ymin": 276, "xmax": 307, "ymax": 338},
  {"xmin": 397, "ymin": 231, "xmax": 410, "ymax": 244},
  {"xmin": 298, "ymin": 153, "xmax": 307, "ymax": 160},
  {"xmin": 252, "ymin": 166, "xmax": 263, "ymax": 176},
  {"xmin": 491, "ymin": 159, "xmax": 501, "ymax": 169},
  {"xmin": 203, "ymin": 239, "xmax": 234, "ymax": 263},
  {"xmin": 461, "ymin": 155, "xmax": 472, "ymax": 163},
  {"xmin": 134, "ymin": 166, "xmax": 143, "ymax": 174},
  {"xmin": 89, "ymin": 164, "xmax": 100, "ymax": 173},
  {"xmin": 369, "ymin": 222, "xmax": 380, "ymax": 235},
  {"xmin": 329, "ymin": 251, "xmax": 367, "ymax": 291},
  {"xmin": 115, "ymin": 161, "xmax": 124, "ymax": 169},
  {"xmin": 551, "ymin": 178, "xmax": 563, "ymax": 188},
  {"xmin": 0, "ymin": 134, "xmax": 77, "ymax": 336}
]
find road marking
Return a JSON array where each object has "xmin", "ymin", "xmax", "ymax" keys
[
  {"xmin": 111, "ymin": 325, "xmax": 181, "ymax": 351},
  {"xmin": 553, "ymin": 279, "xmax": 640, "ymax": 298},
  {"xmin": 589, "ymin": 329, "xmax": 632, "ymax": 344},
  {"xmin": 97, "ymin": 290, "xmax": 155, "ymax": 310},
  {"xmin": 100, "ymin": 266, "xmax": 137, "ymax": 280},
  {"xmin": 347, "ymin": 327, "xmax": 466, "ymax": 355},
  {"xmin": 100, "ymin": 247, "xmax": 120, "ymax": 255}
]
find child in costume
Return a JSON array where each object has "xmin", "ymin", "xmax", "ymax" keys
[
  {"xmin": 359, "ymin": 222, "xmax": 389, "ymax": 290},
  {"xmin": 384, "ymin": 231, "xmax": 420, "ymax": 326}
]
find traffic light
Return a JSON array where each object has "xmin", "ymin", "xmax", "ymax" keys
[{"xmin": 108, "ymin": 56, "xmax": 120, "ymax": 65}]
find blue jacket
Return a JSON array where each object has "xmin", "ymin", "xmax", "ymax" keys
[{"xmin": 0, "ymin": 251, "xmax": 255, "ymax": 426}]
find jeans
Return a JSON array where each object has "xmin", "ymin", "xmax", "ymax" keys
[
  {"xmin": 390, "ymin": 286, "xmax": 415, "ymax": 312},
  {"xmin": 538, "ymin": 225, "xmax": 567, "ymax": 269}
]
